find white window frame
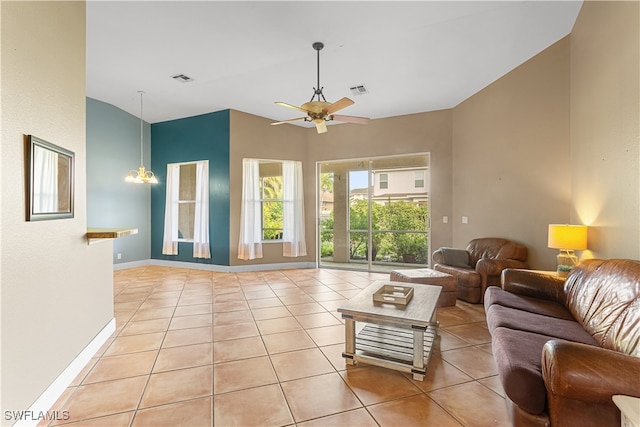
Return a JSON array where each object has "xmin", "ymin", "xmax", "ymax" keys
[
  {"xmin": 162, "ymin": 160, "xmax": 211, "ymax": 259},
  {"xmin": 176, "ymin": 162, "xmax": 197, "ymax": 242},
  {"xmin": 259, "ymin": 172, "xmax": 284, "ymax": 242},
  {"xmin": 238, "ymin": 158, "xmax": 307, "ymax": 260}
]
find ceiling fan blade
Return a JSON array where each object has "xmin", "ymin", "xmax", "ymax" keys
[
  {"xmin": 330, "ymin": 114, "xmax": 370, "ymax": 125},
  {"xmin": 314, "ymin": 119, "xmax": 327, "ymax": 134},
  {"xmin": 275, "ymin": 101, "xmax": 310, "ymax": 113},
  {"xmin": 271, "ymin": 117, "xmax": 307, "ymax": 126},
  {"xmin": 325, "ymin": 97, "xmax": 354, "ymax": 114}
]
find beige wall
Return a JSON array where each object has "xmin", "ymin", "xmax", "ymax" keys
[
  {"xmin": 570, "ymin": 1, "xmax": 640, "ymax": 260},
  {"xmin": 452, "ymin": 37, "xmax": 571, "ymax": 270},
  {"xmin": 1, "ymin": 1, "xmax": 113, "ymax": 415}
]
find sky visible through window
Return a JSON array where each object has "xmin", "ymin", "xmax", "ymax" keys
[{"xmin": 349, "ymin": 170, "xmax": 369, "ymax": 190}]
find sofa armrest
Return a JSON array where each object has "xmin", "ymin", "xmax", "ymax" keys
[
  {"xmin": 476, "ymin": 258, "xmax": 528, "ymax": 276},
  {"xmin": 501, "ymin": 268, "xmax": 566, "ymax": 303},
  {"xmin": 542, "ymin": 340, "xmax": 640, "ymax": 405},
  {"xmin": 432, "ymin": 247, "xmax": 470, "ymax": 267}
]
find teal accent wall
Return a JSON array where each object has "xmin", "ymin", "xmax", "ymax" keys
[
  {"xmin": 150, "ymin": 110, "xmax": 230, "ymax": 265},
  {"xmin": 86, "ymin": 97, "xmax": 151, "ymax": 263}
]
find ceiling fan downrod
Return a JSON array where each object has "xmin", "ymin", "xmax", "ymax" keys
[{"xmin": 311, "ymin": 42, "xmax": 326, "ymax": 103}]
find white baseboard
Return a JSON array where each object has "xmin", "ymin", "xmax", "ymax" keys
[
  {"xmin": 113, "ymin": 259, "xmax": 151, "ymax": 270},
  {"xmin": 13, "ymin": 319, "xmax": 116, "ymax": 427},
  {"xmin": 228, "ymin": 261, "xmax": 317, "ymax": 272},
  {"xmin": 148, "ymin": 259, "xmax": 316, "ymax": 272}
]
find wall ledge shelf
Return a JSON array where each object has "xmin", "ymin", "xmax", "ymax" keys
[{"xmin": 86, "ymin": 227, "xmax": 138, "ymax": 245}]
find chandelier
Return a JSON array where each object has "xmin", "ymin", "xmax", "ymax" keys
[{"xmin": 125, "ymin": 91, "xmax": 157, "ymax": 184}]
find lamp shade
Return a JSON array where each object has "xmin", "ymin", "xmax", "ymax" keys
[{"xmin": 548, "ymin": 224, "xmax": 588, "ymax": 250}]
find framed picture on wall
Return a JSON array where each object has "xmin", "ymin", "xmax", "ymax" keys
[{"xmin": 25, "ymin": 135, "xmax": 75, "ymax": 221}]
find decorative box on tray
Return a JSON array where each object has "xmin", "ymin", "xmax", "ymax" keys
[{"xmin": 372, "ymin": 284, "xmax": 414, "ymax": 306}]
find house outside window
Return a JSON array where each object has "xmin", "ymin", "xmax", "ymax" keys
[{"xmin": 415, "ymin": 171, "xmax": 425, "ymax": 188}]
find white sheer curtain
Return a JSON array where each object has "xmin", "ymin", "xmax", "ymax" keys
[
  {"xmin": 162, "ymin": 163, "xmax": 180, "ymax": 255},
  {"xmin": 34, "ymin": 146, "xmax": 58, "ymax": 213},
  {"xmin": 193, "ymin": 161, "xmax": 211, "ymax": 259},
  {"xmin": 282, "ymin": 160, "xmax": 307, "ymax": 257},
  {"xmin": 238, "ymin": 159, "xmax": 263, "ymax": 260}
]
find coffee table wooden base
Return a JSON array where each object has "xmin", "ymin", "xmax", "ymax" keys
[
  {"xmin": 338, "ymin": 281, "xmax": 441, "ymax": 381},
  {"xmin": 341, "ymin": 316, "xmax": 438, "ymax": 381}
]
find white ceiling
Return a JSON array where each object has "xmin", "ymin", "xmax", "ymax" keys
[{"xmin": 86, "ymin": 1, "xmax": 583, "ymax": 127}]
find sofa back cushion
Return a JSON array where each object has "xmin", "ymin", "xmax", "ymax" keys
[
  {"xmin": 564, "ymin": 259, "xmax": 640, "ymax": 357},
  {"xmin": 466, "ymin": 238, "xmax": 527, "ymax": 267},
  {"xmin": 439, "ymin": 247, "xmax": 471, "ymax": 267}
]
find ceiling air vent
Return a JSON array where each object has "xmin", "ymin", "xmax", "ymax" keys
[
  {"xmin": 171, "ymin": 74, "xmax": 194, "ymax": 83},
  {"xmin": 349, "ymin": 84, "xmax": 369, "ymax": 96}
]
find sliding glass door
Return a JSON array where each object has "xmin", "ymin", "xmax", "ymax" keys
[{"xmin": 318, "ymin": 154, "xmax": 430, "ymax": 272}]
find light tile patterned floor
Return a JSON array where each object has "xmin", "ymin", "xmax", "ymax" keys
[{"xmin": 42, "ymin": 266, "xmax": 509, "ymax": 427}]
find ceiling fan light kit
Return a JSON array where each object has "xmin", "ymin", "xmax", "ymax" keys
[{"xmin": 273, "ymin": 41, "xmax": 370, "ymax": 134}]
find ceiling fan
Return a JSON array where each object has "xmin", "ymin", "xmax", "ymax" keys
[{"xmin": 272, "ymin": 42, "xmax": 370, "ymax": 134}]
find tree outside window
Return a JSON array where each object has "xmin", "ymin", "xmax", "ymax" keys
[{"xmin": 260, "ymin": 175, "xmax": 283, "ymax": 240}]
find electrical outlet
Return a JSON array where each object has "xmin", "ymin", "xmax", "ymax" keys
[
  {"xmin": 443, "ymin": 216, "xmax": 449, "ymax": 224},
  {"xmin": 117, "ymin": 253, "xmax": 122, "ymax": 260},
  {"xmin": 462, "ymin": 216, "xmax": 468, "ymax": 224}
]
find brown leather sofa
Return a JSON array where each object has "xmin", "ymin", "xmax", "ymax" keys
[
  {"xmin": 432, "ymin": 237, "xmax": 528, "ymax": 303},
  {"xmin": 485, "ymin": 259, "xmax": 640, "ymax": 427}
]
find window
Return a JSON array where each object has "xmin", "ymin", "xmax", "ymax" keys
[
  {"xmin": 379, "ymin": 173, "xmax": 388, "ymax": 189},
  {"xmin": 178, "ymin": 163, "xmax": 196, "ymax": 241},
  {"xmin": 238, "ymin": 159, "xmax": 307, "ymax": 260},
  {"xmin": 260, "ymin": 163, "xmax": 283, "ymax": 240},
  {"xmin": 162, "ymin": 160, "xmax": 210, "ymax": 259},
  {"xmin": 317, "ymin": 154, "xmax": 430, "ymax": 272}
]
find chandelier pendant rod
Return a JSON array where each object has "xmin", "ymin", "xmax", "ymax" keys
[
  {"xmin": 125, "ymin": 90, "xmax": 157, "ymax": 184},
  {"xmin": 139, "ymin": 91, "xmax": 144, "ymax": 167}
]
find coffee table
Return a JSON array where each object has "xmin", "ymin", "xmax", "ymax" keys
[{"xmin": 337, "ymin": 280, "xmax": 441, "ymax": 381}]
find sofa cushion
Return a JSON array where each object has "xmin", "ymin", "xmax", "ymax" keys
[
  {"xmin": 487, "ymin": 305, "xmax": 598, "ymax": 346},
  {"xmin": 485, "ymin": 287, "xmax": 574, "ymax": 321},
  {"xmin": 440, "ymin": 247, "xmax": 470, "ymax": 267},
  {"xmin": 466, "ymin": 238, "xmax": 510, "ymax": 267},
  {"xmin": 564, "ymin": 259, "xmax": 640, "ymax": 356},
  {"xmin": 435, "ymin": 265, "xmax": 481, "ymax": 287},
  {"xmin": 491, "ymin": 327, "xmax": 559, "ymax": 415}
]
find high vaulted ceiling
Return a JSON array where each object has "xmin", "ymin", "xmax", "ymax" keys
[{"xmin": 86, "ymin": 1, "xmax": 582, "ymax": 127}]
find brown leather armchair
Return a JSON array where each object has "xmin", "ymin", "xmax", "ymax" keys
[{"xmin": 432, "ymin": 237, "xmax": 528, "ymax": 303}]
